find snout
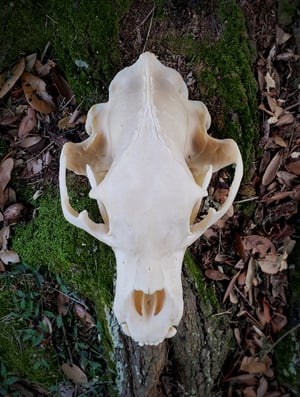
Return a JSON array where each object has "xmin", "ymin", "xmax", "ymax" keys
[{"xmin": 114, "ymin": 288, "xmax": 183, "ymax": 346}]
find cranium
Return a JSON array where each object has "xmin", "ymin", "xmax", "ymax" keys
[{"xmin": 59, "ymin": 52, "xmax": 243, "ymax": 346}]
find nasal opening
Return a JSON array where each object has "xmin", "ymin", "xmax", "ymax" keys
[{"xmin": 133, "ymin": 289, "xmax": 165, "ymax": 317}]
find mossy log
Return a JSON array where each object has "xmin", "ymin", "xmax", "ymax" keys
[{"xmin": 2, "ymin": 1, "xmax": 259, "ymax": 395}]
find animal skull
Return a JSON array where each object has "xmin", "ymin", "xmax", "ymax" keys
[{"xmin": 59, "ymin": 52, "xmax": 243, "ymax": 346}]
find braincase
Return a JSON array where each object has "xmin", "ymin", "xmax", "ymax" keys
[{"xmin": 107, "ymin": 53, "xmax": 191, "ymax": 158}]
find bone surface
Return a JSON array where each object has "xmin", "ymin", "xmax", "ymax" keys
[{"xmin": 59, "ymin": 52, "xmax": 243, "ymax": 346}]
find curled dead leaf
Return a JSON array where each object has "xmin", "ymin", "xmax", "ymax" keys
[
  {"xmin": 244, "ymin": 235, "xmax": 276, "ymax": 258},
  {"xmin": 242, "ymin": 387, "xmax": 257, "ymax": 397},
  {"xmin": 275, "ymin": 112, "xmax": 294, "ymax": 127},
  {"xmin": 34, "ymin": 59, "xmax": 56, "ymax": 77},
  {"xmin": 21, "ymin": 158, "xmax": 43, "ymax": 179},
  {"xmin": 57, "ymin": 291, "xmax": 70, "ymax": 315},
  {"xmin": 0, "ymin": 158, "xmax": 14, "ymax": 209},
  {"xmin": 205, "ymin": 269, "xmax": 229, "ymax": 281},
  {"xmin": 61, "ymin": 363, "xmax": 88, "ymax": 384},
  {"xmin": 257, "ymin": 376, "xmax": 268, "ymax": 397},
  {"xmin": 262, "ymin": 150, "xmax": 283, "ymax": 186},
  {"xmin": 4, "ymin": 203, "xmax": 26, "ymax": 225},
  {"xmin": 257, "ymin": 253, "xmax": 280, "ymax": 274},
  {"xmin": 42, "ymin": 315, "xmax": 53, "ymax": 335},
  {"xmin": 0, "ymin": 58, "xmax": 25, "ymax": 99},
  {"xmin": 52, "ymin": 67, "xmax": 76, "ymax": 105},
  {"xmin": 25, "ymin": 53, "xmax": 37, "ymax": 71},
  {"xmin": 73, "ymin": 303, "xmax": 95, "ymax": 327},
  {"xmin": 21, "ymin": 71, "xmax": 56, "ymax": 114},
  {"xmin": 273, "ymin": 135, "xmax": 287, "ymax": 148},
  {"xmin": 271, "ymin": 313, "xmax": 287, "ymax": 333},
  {"xmin": 17, "ymin": 107, "xmax": 37, "ymax": 138},
  {"xmin": 276, "ymin": 26, "xmax": 292, "ymax": 46},
  {"xmin": 12, "ymin": 136, "xmax": 42, "ymax": 149},
  {"xmin": 285, "ymin": 159, "xmax": 300, "ymax": 175},
  {"xmin": 240, "ymin": 355, "xmax": 270, "ymax": 374},
  {"xmin": 58, "ymin": 115, "xmax": 76, "ymax": 130}
]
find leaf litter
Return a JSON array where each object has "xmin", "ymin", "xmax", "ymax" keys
[
  {"xmin": 191, "ymin": 4, "xmax": 300, "ymax": 395},
  {"xmin": 0, "ymin": 10, "xmax": 299, "ymax": 395}
]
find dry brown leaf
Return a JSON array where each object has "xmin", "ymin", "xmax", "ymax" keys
[
  {"xmin": 0, "ymin": 225, "xmax": 10, "ymax": 250},
  {"xmin": 34, "ymin": 59, "xmax": 56, "ymax": 77},
  {"xmin": 4, "ymin": 203, "xmax": 26, "ymax": 225},
  {"xmin": 17, "ymin": 107, "xmax": 37, "ymax": 138},
  {"xmin": 242, "ymin": 387, "xmax": 257, "ymax": 397},
  {"xmin": 13, "ymin": 136, "xmax": 42, "ymax": 149},
  {"xmin": 262, "ymin": 151, "xmax": 283, "ymax": 186},
  {"xmin": 42, "ymin": 315, "xmax": 53, "ymax": 334},
  {"xmin": 257, "ymin": 376, "xmax": 268, "ymax": 397},
  {"xmin": 285, "ymin": 159, "xmax": 300, "ymax": 175},
  {"xmin": 0, "ymin": 158, "xmax": 14, "ymax": 193},
  {"xmin": 0, "ymin": 260, "xmax": 5, "ymax": 272},
  {"xmin": 273, "ymin": 135, "xmax": 287, "ymax": 148},
  {"xmin": 240, "ymin": 356, "xmax": 269, "ymax": 374},
  {"xmin": 52, "ymin": 67, "xmax": 76, "ymax": 105},
  {"xmin": 271, "ymin": 313, "xmax": 287, "ymax": 333},
  {"xmin": 205, "ymin": 269, "xmax": 229, "ymax": 281},
  {"xmin": 276, "ymin": 52, "xmax": 300, "ymax": 62},
  {"xmin": 57, "ymin": 292, "xmax": 70, "ymax": 315},
  {"xmin": 22, "ymin": 72, "xmax": 56, "ymax": 114},
  {"xmin": 245, "ymin": 257, "xmax": 255, "ymax": 292},
  {"xmin": 0, "ymin": 58, "xmax": 25, "ymax": 99},
  {"xmin": 61, "ymin": 363, "xmax": 88, "ymax": 384},
  {"xmin": 25, "ymin": 53, "xmax": 37, "ymax": 71},
  {"xmin": 265, "ymin": 72, "xmax": 276, "ymax": 92},
  {"xmin": 277, "ymin": 170, "xmax": 297, "ymax": 187},
  {"xmin": 266, "ymin": 95, "xmax": 283, "ymax": 117},
  {"xmin": 24, "ymin": 159, "xmax": 43, "ymax": 178},
  {"xmin": 275, "ymin": 112, "xmax": 294, "ymax": 127},
  {"xmin": 58, "ymin": 115, "xmax": 76, "ymax": 130},
  {"xmin": 222, "ymin": 270, "xmax": 240, "ymax": 304},
  {"xmin": 244, "ymin": 235, "xmax": 276, "ymax": 258},
  {"xmin": 0, "ymin": 158, "xmax": 14, "ymax": 209},
  {"xmin": 0, "ymin": 113, "xmax": 21, "ymax": 126},
  {"xmin": 73, "ymin": 303, "xmax": 95, "ymax": 327},
  {"xmin": 226, "ymin": 373, "xmax": 257, "ymax": 385},
  {"xmin": 257, "ymin": 253, "xmax": 280, "ymax": 274},
  {"xmin": 276, "ymin": 26, "xmax": 292, "ymax": 45}
]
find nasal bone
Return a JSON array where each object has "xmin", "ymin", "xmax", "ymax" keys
[{"xmin": 133, "ymin": 289, "xmax": 166, "ymax": 317}]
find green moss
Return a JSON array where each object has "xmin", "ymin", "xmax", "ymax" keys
[
  {"xmin": 1, "ymin": 0, "xmax": 130, "ymax": 108},
  {"xmin": 14, "ymin": 185, "xmax": 115, "ymax": 305},
  {"xmin": 184, "ymin": 252, "xmax": 219, "ymax": 313},
  {"xmin": 274, "ymin": 331, "xmax": 300, "ymax": 394},
  {"xmin": 163, "ymin": 0, "xmax": 258, "ymax": 178},
  {"xmin": 0, "ymin": 281, "xmax": 60, "ymax": 388},
  {"xmin": 12, "ymin": 183, "xmax": 117, "ymax": 386}
]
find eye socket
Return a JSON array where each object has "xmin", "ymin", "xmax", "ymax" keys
[
  {"xmin": 190, "ymin": 201, "xmax": 201, "ymax": 225},
  {"xmin": 99, "ymin": 201, "xmax": 109, "ymax": 226}
]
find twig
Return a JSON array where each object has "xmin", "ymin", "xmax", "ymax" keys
[
  {"xmin": 234, "ymin": 196, "xmax": 259, "ymax": 204},
  {"xmin": 261, "ymin": 323, "xmax": 300, "ymax": 358},
  {"xmin": 142, "ymin": 5, "xmax": 156, "ymax": 52}
]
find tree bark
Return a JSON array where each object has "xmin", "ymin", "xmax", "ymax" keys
[{"xmin": 108, "ymin": 257, "xmax": 232, "ymax": 397}]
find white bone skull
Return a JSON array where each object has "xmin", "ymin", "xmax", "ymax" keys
[{"xmin": 59, "ymin": 52, "xmax": 243, "ymax": 346}]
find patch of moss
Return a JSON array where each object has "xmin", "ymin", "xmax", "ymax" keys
[
  {"xmin": 163, "ymin": 0, "xmax": 258, "ymax": 178},
  {"xmin": 1, "ymin": 0, "xmax": 130, "ymax": 108},
  {"xmin": 12, "ymin": 183, "xmax": 117, "ymax": 388},
  {"xmin": 274, "ymin": 331, "xmax": 300, "ymax": 394},
  {"xmin": 0, "ymin": 280, "xmax": 60, "ymax": 388}
]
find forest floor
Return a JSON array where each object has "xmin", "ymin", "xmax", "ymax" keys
[{"xmin": 0, "ymin": 1, "xmax": 299, "ymax": 396}]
